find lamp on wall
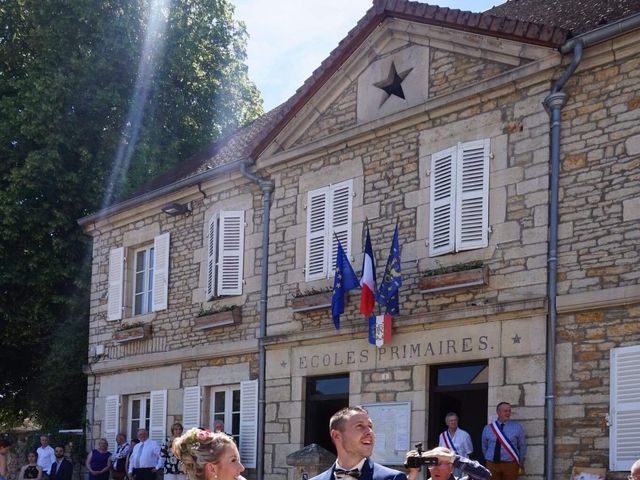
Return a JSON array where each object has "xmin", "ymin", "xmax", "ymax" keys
[{"xmin": 161, "ymin": 202, "xmax": 191, "ymax": 216}]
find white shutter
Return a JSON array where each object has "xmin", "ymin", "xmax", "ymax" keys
[
  {"xmin": 107, "ymin": 247, "xmax": 124, "ymax": 321},
  {"xmin": 206, "ymin": 215, "xmax": 218, "ymax": 300},
  {"xmin": 305, "ymin": 187, "xmax": 330, "ymax": 281},
  {"xmin": 152, "ymin": 233, "xmax": 170, "ymax": 311},
  {"xmin": 104, "ymin": 395, "xmax": 120, "ymax": 449},
  {"xmin": 429, "ymin": 147, "xmax": 456, "ymax": 256},
  {"xmin": 217, "ymin": 211, "xmax": 245, "ymax": 296},
  {"xmin": 456, "ymin": 139, "xmax": 490, "ymax": 251},
  {"xmin": 182, "ymin": 386, "xmax": 201, "ymax": 431},
  {"xmin": 149, "ymin": 390, "xmax": 167, "ymax": 443},
  {"xmin": 239, "ymin": 380, "xmax": 258, "ymax": 468},
  {"xmin": 329, "ymin": 180, "xmax": 353, "ymax": 272},
  {"xmin": 610, "ymin": 345, "xmax": 640, "ymax": 471}
]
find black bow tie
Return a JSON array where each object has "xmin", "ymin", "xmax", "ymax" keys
[{"xmin": 335, "ymin": 468, "xmax": 361, "ymax": 479}]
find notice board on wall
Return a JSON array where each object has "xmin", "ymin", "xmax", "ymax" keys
[{"xmin": 362, "ymin": 401, "xmax": 411, "ymax": 465}]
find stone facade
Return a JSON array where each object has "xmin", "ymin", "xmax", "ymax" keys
[{"xmin": 81, "ymin": 9, "xmax": 640, "ymax": 480}]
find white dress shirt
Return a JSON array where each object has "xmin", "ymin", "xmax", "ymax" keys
[
  {"xmin": 37, "ymin": 446, "xmax": 56, "ymax": 475},
  {"xmin": 128, "ymin": 440, "xmax": 163, "ymax": 473}
]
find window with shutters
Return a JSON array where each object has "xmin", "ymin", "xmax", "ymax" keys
[
  {"xmin": 127, "ymin": 395, "xmax": 150, "ymax": 441},
  {"xmin": 133, "ymin": 246, "xmax": 154, "ymax": 315},
  {"xmin": 206, "ymin": 381, "xmax": 257, "ymax": 468},
  {"xmin": 305, "ymin": 179, "xmax": 353, "ymax": 282},
  {"xmin": 206, "ymin": 211, "xmax": 245, "ymax": 299},
  {"xmin": 210, "ymin": 386, "xmax": 241, "ymax": 444},
  {"xmin": 107, "ymin": 232, "xmax": 170, "ymax": 320},
  {"xmin": 609, "ymin": 345, "xmax": 640, "ymax": 471},
  {"xmin": 428, "ymin": 139, "xmax": 490, "ymax": 257},
  {"xmin": 125, "ymin": 390, "xmax": 167, "ymax": 443}
]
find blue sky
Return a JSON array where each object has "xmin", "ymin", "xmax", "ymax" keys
[{"xmin": 232, "ymin": 0, "xmax": 500, "ymax": 111}]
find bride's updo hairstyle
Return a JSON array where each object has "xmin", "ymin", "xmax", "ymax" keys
[{"xmin": 173, "ymin": 428, "xmax": 235, "ymax": 480}]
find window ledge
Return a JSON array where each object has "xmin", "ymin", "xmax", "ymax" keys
[
  {"xmin": 418, "ymin": 265, "xmax": 489, "ymax": 293},
  {"xmin": 194, "ymin": 307, "xmax": 241, "ymax": 331},
  {"xmin": 291, "ymin": 291, "xmax": 333, "ymax": 312}
]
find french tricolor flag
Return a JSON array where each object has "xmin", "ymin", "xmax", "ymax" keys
[
  {"xmin": 368, "ymin": 314, "xmax": 392, "ymax": 347},
  {"xmin": 360, "ymin": 225, "xmax": 376, "ymax": 317}
]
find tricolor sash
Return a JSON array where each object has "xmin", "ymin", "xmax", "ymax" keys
[
  {"xmin": 440, "ymin": 430, "xmax": 459, "ymax": 454},
  {"xmin": 490, "ymin": 421, "xmax": 521, "ymax": 464}
]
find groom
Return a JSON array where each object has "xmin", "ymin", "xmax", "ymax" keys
[{"xmin": 310, "ymin": 406, "xmax": 406, "ymax": 480}]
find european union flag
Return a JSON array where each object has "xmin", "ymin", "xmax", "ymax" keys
[
  {"xmin": 376, "ymin": 224, "xmax": 402, "ymax": 314},
  {"xmin": 332, "ymin": 239, "xmax": 359, "ymax": 329}
]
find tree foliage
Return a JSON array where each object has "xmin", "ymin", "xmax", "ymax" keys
[{"xmin": 0, "ymin": 0, "xmax": 262, "ymax": 429}]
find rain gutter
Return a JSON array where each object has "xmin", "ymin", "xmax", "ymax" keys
[
  {"xmin": 542, "ymin": 12, "xmax": 640, "ymax": 480},
  {"xmin": 77, "ymin": 159, "xmax": 246, "ymax": 227}
]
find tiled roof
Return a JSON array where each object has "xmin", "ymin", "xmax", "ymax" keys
[
  {"xmin": 485, "ymin": 0, "xmax": 640, "ymax": 35},
  {"xmin": 128, "ymin": 105, "xmax": 286, "ymax": 197}
]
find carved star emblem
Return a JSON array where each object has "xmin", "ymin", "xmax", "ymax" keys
[
  {"xmin": 280, "ymin": 361, "xmax": 287, "ymax": 368},
  {"xmin": 512, "ymin": 334, "xmax": 521, "ymax": 344},
  {"xmin": 374, "ymin": 62, "xmax": 413, "ymax": 105}
]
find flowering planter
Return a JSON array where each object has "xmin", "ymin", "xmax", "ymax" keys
[
  {"xmin": 418, "ymin": 266, "xmax": 489, "ymax": 293},
  {"xmin": 194, "ymin": 307, "xmax": 241, "ymax": 331},
  {"xmin": 113, "ymin": 324, "xmax": 152, "ymax": 343},
  {"xmin": 291, "ymin": 291, "xmax": 333, "ymax": 312}
]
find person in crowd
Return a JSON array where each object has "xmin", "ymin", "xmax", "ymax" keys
[
  {"xmin": 0, "ymin": 439, "xmax": 10, "ymax": 480},
  {"xmin": 630, "ymin": 459, "xmax": 640, "ymax": 480},
  {"xmin": 162, "ymin": 423, "xmax": 186, "ymax": 480},
  {"xmin": 173, "ymin": 428, "xmax": 244, "ymax": 480},
  {"xmin": 36, "ymin": 436, "xmax": 55, "ymax": 479},
  {"xmin": 124, "ymin": 439, "xmax": 140, "ymax": 480},
  {"xmin": 127, "ymin": 429, "xmax": 161, "ymax": 480},
  {"xmin": 405, "ymin": 446, "xmax": 490, "ymax": 480},
  {"xmin": 110, "ymin": 434, "xmax": 130, "ymax": 480},
  {"xmin": 49, "ymin": 447, "xmax": 72, "ymax": 480},
  {"xmin": 213, "ymin": 421, "xmax": 225, "ymax": 434},
  {"xmin": 439, "ymin": 412, "xmax": 473, "ymax": 459},
  {"xmin": 87, "ymin": 439, "xmax": 112, "ymax": 480},
  {"xmin": 18, "ymin": 452, "xmax": 42, "ymax": 480},
  {"xmin": 482, "ymin": 401, "xmax": 527, "ymax": 480},
  {"xmin": 309, "ymin": 406, "xmax": 406, "ymax": 480}
]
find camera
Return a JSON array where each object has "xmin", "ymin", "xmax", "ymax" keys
[{"xmin": 404, "ymin": 443, "xmax": 439, "ymax": 469}]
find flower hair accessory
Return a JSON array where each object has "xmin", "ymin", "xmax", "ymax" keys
[{"xmin": 178, "ymin": 427, "xmax": 216, "ymax": 457}]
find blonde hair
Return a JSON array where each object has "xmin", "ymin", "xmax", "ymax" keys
[{"xmin": 173, "ymin": 428, "xmax": 236, "ymax": 480}]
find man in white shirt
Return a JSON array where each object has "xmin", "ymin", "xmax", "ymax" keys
[
  {"xmin": 438, "ymin": 413, "xmax": 474, "ymax": 459},
  {"xmin": 37, "ymin": 435, "xmax": 56, "ymax": 478},
  {"xmin": 128, "ymin": 429, "xmax": 162, "ymax": 480}
]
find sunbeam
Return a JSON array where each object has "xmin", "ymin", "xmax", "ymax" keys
[{"xmin": 99, "ymin": 0, "xmax": 172, "ymax": 213}]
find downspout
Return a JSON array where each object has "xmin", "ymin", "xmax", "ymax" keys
[
  {"xmin": 542, "ymin": 38, "xmax": 583, "ymax": 480},
  {"xmin": 542, "ymin": 16, "xmax": 640, "ymax": 480},
  {"xmin": 240, "ymin": 160, "xmax": 274, "ymax": 480}
]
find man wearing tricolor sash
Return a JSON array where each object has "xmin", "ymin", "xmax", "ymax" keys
[
  {"xmin": 438, "ymin": 412, "xmax": 473, "ymax": 472},
  {"xmin": 481, "ymin": 402, "xmax": 527, "ymax": 480}
]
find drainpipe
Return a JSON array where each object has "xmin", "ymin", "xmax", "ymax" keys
[
  {"xmin": 240, "ymin": 160, "xmax": 274, "ymax": 480},
  {"xmin": 542, "ymin": 38, "xmax": 582, "ymax": 480},
  {"xmin": 541, "ymin": 13, "xmax": 640, "ymax": 479}
]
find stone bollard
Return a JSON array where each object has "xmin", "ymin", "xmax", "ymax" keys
[{"xmin": 286, "ymin": 444, "xmax": 336, "ymax": 480}]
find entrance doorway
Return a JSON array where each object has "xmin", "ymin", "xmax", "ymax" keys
[
  {"xmin": 304, "ymin": 374, "xmax": 349, "ymax": 454},
  {"xmin": 428, "ymin": 362, "xmax": 488, "ymax": 461}
]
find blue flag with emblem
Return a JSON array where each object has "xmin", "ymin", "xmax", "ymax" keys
[
  {"xmin": 376, "ymin": 223, "xmax": 402, "ymax": 314},
  {"xmin": 331, "ymin": 239, "xmax": 359, "ymax": 330}
]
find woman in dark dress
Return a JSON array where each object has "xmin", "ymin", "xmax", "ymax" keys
[
  {"xmin": 86, "ymin": 438, "xmax": 112, "ymax": 480},
  {"xmin": 18, "ymin": 452, "xmax": 42, "ymax": 480}
]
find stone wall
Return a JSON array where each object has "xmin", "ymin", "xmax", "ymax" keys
[{"xmin": 552, "ymin": 32, "xmax": 640, "ymax": 479}]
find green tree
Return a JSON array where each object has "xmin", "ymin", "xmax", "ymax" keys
[{"xmin": 0, "ymin": 0, "xmax": 262, "ymax": 429}]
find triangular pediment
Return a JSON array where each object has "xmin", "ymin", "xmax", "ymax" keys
[{"xmin": 258, "ymin": 15, "xmax": 557, "ymax": 159}]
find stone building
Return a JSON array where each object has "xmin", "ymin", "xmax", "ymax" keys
[{"xmin": 79, "ymin": 1, "xmax": 640, "ymax": 479}]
